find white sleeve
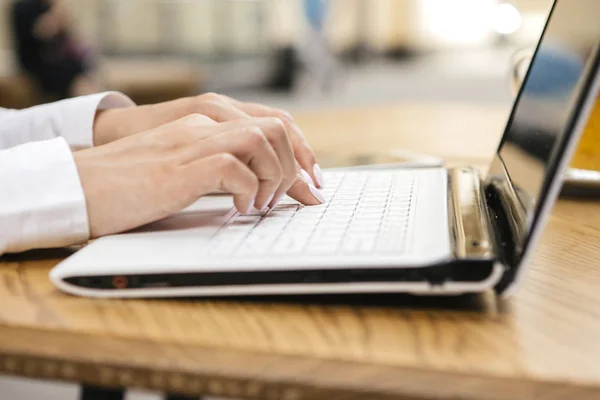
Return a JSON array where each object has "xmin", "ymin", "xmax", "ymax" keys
[
  {"xmin": 0, "ymin": 138, "xmax": 89, "ymax": 255},
  {"xmin": 0, "ymin": 92, "xmax": 135, "ymax": 255},
  {"xmin": 0, "ymin": 92, "xmax": 135, "ymax": 150}
]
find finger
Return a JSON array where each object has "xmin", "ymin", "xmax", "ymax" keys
[
  {"xmin": 148, "ymin": 94, "xmax": 248, "ymax": 126},
  {"xmin": 151, "ymin": 114, "xmax": 266, "ymax": 160},
  {"xmin": 161, "ymin": 116, "xmax": 289, "ymax": 208},
  {"xmin": 285, "ymin": 172, "xmax": 327, "ymax": 207},
  {"xmin": 218, "ymin": 117, "xmax": 296, "ymax": 208},
  {"xmin": 195, "ymin": 93, "xmax": 323, "ymax": 188},
  {"xmin": 179, "ymin": 127, "xmax": 283, "ymax": 211},
  {"xmin": 180, "ymin": 115, "xmax": 297, "ymax": 204},
  {"xmin": 185, "ymin": 153, "xmax": 259, "ymax": 214},
  {"xmin": 143, "ymin": 113, "xmax": 220, "ymax": 148},
  {"xmin": 120, "ymin": 97, "xmax": 220, "ymax": 134},
  {"xmin": 219, "ymin": 97, "xmax": 324, "ymax": 188},
  {"xmin": 196, "ymin": 93, "xmax": 322, "ymax": 188},
  {"xmin": 180, "ymin": 113, "xmax": 219, "ymax": 127},
  {"xmin": 292, "ymin": 137, "xmax": 322, "ymax": 188},
  {"xmin": 219, "ymin": 95, "xmax": 294, "ymax": 121},
  {"xmin": 192, "ymin": 93, "xmax": 250, "ymax": 121}
]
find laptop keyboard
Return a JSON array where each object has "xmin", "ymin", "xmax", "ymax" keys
[{"xmin": 207, "ymin": 171, "xmax": 417, "ymax": 258}]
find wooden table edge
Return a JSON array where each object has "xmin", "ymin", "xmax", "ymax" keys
[{"xmin": 0, "ymin": 325, "xmax": 598, "ymax": 400}]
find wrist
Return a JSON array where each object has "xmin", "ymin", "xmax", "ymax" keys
[
  {"xmin": 93, "ymin": 108, "xmax": 124, "ymax": 146},
  {"xmin": 73, "ymin": 149, "xmax": 104, "ymax": 238}
]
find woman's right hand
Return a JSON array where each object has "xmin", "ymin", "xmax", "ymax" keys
[{"xmin": 74, "ymin": 114, "xmax": 326, "ymax": 238}]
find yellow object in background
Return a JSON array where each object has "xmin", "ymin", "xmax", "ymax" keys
[{"xmin": 571, "ymin": 97, "xmax": 600, "ymax": 171}]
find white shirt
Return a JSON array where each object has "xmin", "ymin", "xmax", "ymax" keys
[{"xmin": 0, "ymin": 92, "xmax": 135, "ymax": 255}]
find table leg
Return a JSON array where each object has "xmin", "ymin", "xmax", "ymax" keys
[{"xmin": 80, "ymin": 385, "xmax": 125, "ymax": 400}]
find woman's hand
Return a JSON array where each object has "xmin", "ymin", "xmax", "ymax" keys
[
  {"xmin": 93, "ymin": 93, "xmax": 324, "ymax": 189},
  {"xmin": 76, "ymin": 114, "xmax": 325, "ymax": 238}
]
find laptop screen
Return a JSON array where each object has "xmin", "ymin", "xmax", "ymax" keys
[{"xmin": 485, "ymin": 0, "xmax": 600, "ymax": 268}]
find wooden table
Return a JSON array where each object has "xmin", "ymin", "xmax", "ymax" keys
[{"xmin": 2, "ymin": 103, "xmax": 600, "ymax": 400}]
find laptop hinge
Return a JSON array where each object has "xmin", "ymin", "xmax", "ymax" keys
[
  {"xmin": 447, "ymin": 167, "xmax": 497, "ymax": 261},
  {"xmin": 484, "ymin": 175, "xmax": 527, "ymax": 293}
]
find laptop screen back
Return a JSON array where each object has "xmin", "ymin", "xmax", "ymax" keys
[{"xmin": 485, "ymin": 0, "xmax": 600, "ymax": 269}]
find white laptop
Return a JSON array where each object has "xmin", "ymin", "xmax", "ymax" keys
[{"xmin": 51, "ymin": 0, "xmax": 600, "ymax": 299}]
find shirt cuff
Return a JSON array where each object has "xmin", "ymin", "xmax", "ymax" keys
[
  {"xmin": 0, "ymin": 138, "xmax": 89, "ymax": 254},
  {"xmin": 53, "ymin": 91, "xmax": 135, "ymax": 149}
]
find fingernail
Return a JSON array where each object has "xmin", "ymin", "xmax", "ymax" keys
[
  {"xmin": 300, "ymin": 169, "xmax": 315, "ymax": 186},
  {"xmin": 313, "ymin": 164, "xmax": 324, "ymax": 188},
  {"xmin": 258, "ymin": 193, "xmax": 274, "ymax": 212},
  {"xmin": 251, "ymin": 207, "xmax": 268, "ymax": 215},
  {"xmin": 269, "ymin": 194, "xmax": 283, "ymax": 209},
  {"xmin": 270, "ymin": 194, "xmax": 282, "ymax": 208},
  {"xmin": 308, "ymin": 184, "xmax": 326, "ymax": 204}
]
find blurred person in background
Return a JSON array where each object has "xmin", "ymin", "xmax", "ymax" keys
[
  {"xmin": 0, "ymin": 92, "xmax": 326, "ymax": 255},
  {"xmin": 301, "ymin": 0, "xmax": 338, "ymax": 92},
  {"xmin": 269, "ymin": 0, "xmax": 337, "ymax": 92},
  {"xmin": 10, "ymin": 0, "xmax": 100, "ymax": 100}
]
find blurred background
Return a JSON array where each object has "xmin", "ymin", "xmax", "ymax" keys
[
  {"xmin": 0, "ymin": 0, "xmax": 552, "ymax": 111},
  {"xmin": 0, "ymin": 0, "xmax": 552, "ymax": 399}
]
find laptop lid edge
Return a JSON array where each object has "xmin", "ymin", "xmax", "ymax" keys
[{"xmin": 498, "ymin": 47, "xmax": 600, "ymax": 296}]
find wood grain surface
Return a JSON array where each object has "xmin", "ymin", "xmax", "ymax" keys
[{"xmin": 2, "ymin": 103, "xmax": 600, "ymax": 400}]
